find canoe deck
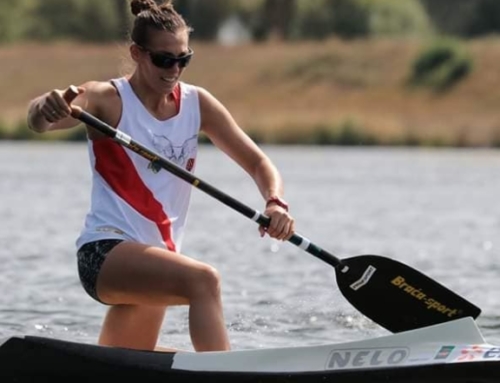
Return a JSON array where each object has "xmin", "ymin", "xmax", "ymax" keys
[{"xmin": 1, "ymin": 335, "xmax": 500, "ymax": 383}]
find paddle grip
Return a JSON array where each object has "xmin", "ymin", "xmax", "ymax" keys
[{"xmin": 63, "ymin": 85, "xmax": 83, "ymax": 118}]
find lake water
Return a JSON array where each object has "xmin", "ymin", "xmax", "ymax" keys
[{"xmin": 1, "ymin": 142, "xmax": 499, "ymax": 351}]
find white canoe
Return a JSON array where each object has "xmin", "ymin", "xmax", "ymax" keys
[{"xmin": 1, "ymin": 317, "xmax": 499, "ymax": 382}]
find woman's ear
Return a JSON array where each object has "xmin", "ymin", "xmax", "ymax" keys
[{"xmin": 130, "ymin": 44, "xmax": 142, "ymax": 63}]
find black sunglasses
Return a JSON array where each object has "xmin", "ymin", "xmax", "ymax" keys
[{"xmin": 138, "ymin": 45, "xmax": 194, "ymax": 69}]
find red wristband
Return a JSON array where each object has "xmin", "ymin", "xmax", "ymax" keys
[{"xmin": 266, "ymin": 196, "xmax": 289, "ymax": 212}]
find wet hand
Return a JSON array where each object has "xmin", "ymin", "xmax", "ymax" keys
[{"xmin": 259, "ymin": 205, "xmax": 295, "ymax": 241}]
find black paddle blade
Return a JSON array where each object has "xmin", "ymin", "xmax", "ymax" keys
[{"xmin": 335, "ymin": 255, "xmax": 481, "ymax": 333}]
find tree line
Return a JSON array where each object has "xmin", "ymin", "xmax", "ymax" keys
[{"xmin": 1, "ymin": 0, "xmax": 500, "ymax": 44}]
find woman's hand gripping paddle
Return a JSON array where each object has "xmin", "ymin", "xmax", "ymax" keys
[{"xmin": 63, "ymin": 86, "xmax": 481, "ymax": 333}]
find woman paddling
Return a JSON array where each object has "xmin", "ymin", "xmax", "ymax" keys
[{"xmin": 26, "ymin": 0, "xmax": 294, "ymax": 352}]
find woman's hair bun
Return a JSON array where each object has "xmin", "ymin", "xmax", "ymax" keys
[{"xmin": 130, "ymin": 0, "xmax": 157, "ymax": 17}]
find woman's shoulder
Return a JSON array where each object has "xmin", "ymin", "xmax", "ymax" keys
[
  {"xmin": 191, "ymin": 85, "xmax": 219, "ymax": 106},
  {"xmin": 81, "ymin": 80, "xmax": 120, "ymax": 98},
  {"xmin": 74, "ymin": 79, "xmax": 122, "ymax": 127},
  {"xmin": 79, "ymin": 79, "xmax": 121, "ymax": 111}
]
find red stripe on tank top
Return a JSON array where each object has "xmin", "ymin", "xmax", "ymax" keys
[
  {"xmin": 172, "ymin": 83, "xmax": 180, "ymax": 113},
  {"xmin": 93, "ymin": 139, "xmax": 176, "ymax": 252}
]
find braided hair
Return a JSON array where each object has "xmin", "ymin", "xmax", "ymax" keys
[{"xmin": 130, "ymin": 0, "xmax": 192, "ymax": 46}]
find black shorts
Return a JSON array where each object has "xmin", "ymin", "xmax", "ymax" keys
[{"xmin": 76, "ymin": 239, "xmax": 124, "ymax": 304}]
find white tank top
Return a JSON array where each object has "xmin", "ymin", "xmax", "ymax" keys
[{"xmin": 76, "ymin": 77, "xmax": 201, "ymax": 252}]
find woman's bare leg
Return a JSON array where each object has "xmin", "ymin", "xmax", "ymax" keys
[
  {"xmin": 98, "ymin": 305, "xmax": 166, "ymax": 350},
  {"xmin": 95, "ymin": 241, "xmax": 230, "ymax": 352}
]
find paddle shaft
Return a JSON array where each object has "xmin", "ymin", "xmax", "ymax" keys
[{"xmin": 69, "ymin": 105, "xmax": 344, "ymax": 269}]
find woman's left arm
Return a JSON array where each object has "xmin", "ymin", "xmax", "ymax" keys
[{"xmin": 198, "ymin": 87, "xmax": 294, "ymax": 241}]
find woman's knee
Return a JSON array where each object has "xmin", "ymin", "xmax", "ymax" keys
[{"xmin": 189, "ymin": 264, "xmax": 222, "ymax": 299}]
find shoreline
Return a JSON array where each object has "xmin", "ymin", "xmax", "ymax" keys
[{"xmin": 3, "ymin": 38, "xmax": 500, "ymax": 147}]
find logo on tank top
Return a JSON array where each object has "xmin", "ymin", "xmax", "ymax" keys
[{"xmin": 150, "ymin": 134, "xmax": 198, "ymax": 174}]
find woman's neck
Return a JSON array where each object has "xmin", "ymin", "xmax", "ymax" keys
[{"xmin": 128, "ymin": 72, "xmax": 173, "ymax": 113}]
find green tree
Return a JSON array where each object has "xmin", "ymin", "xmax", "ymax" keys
[
  {"xmin": 0, "ymin": 0, "xmax": 36, "ymax": 43},
  {"xmin": 79, "ymin": 0, "xmax": 122, "ymax": 42},
  {"xmin": 256, "ymin": 0, "xmax": 297, "ymax": 40},
  {"xmin": 329, "ymin": 0, "xmax": 431, "ymax": 39},
  {"xmin": 173, "ymin": 0, "xmax": 233, "ymax": 41},
  {"xmin": 421, "ymin": 0, "xmax": 500, "ymax": 37},
  {"xmin": 25, "ymin": 0, "xmax": 121, "ymax": 42},
  {"xmin": 420, "ymin": 0, "xmax": 480, "ymax": 36},
  {"xmin": 114, "ymin": 0, "xmax": 133, "ymax": 40},
  {"xmin": 292, "ymin": 0, "xmax": 432, "ymax": 40},
  {"xmin": 468, "ymin": 0, "xmax": 500, "ymax": 36}
]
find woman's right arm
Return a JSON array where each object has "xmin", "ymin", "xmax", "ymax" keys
[{"xmin": 27, "ymin": 83, "xmax": 91, "ymax": 133}]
